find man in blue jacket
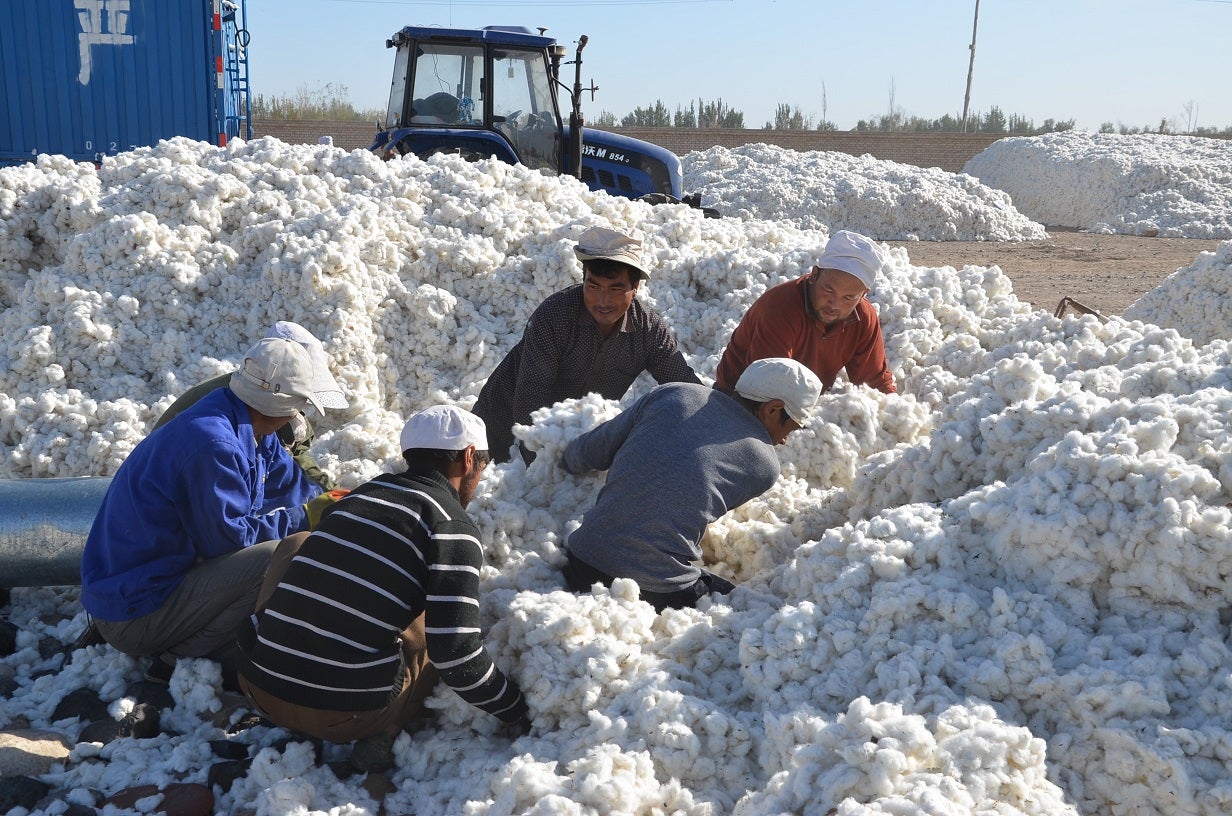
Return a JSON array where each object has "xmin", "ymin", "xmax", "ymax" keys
[{"xmin": 81, "ymin": 336, "xmax": 345, "ymax": 682}]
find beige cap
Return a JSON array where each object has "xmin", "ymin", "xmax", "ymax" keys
[
  {"xmin": 229, "ymin": 338, "xmax": 323, "ymax": 417},
  {"xmin": 400, "ymin": 405, "xmax": 488, "ymax": 452},
  {"xmin": 264, "ymin": 321, "xmax": 349, "ymax": 409},
  {"xmin": 734, "ymin": 358, "xmax": 823, "ymax": 425},
  {"xmin": 816, "ymin": 230, "xmax": 886, "ymax": 290},
  {"xmin": 573, "ymin": 225, "xmax": 650, "ymax": 280}
]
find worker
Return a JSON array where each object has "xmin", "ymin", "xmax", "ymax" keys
[
  {"xmin": 474, "ymin": 225, "xmax": 701, "ymax": 463},
  {"xmin": 560, "ymin": 357, "xmax": 823, "ymax": 612},
  {"xmin": 154, "ymin": 321, "xmax": 347, "ymax": 490},
  {"xmin": 80, "ymin": 337, "xmax": 347, "ymax": 686},
  {"xmin": 236, "ymin": 405, "xmax": 531, "ymax": 773},
  {"xmin": 715, "ymin": 230, "xmax": 897, "ymax": 395}
]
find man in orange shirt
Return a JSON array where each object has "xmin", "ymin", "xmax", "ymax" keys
[{"xmin": 715, "ymin": 230, "xmax": 896, "ymax": 395}]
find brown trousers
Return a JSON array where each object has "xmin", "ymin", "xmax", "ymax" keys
[{"xmin": 238, "ymin": 532, "xmax": 439, "ymax": 743}]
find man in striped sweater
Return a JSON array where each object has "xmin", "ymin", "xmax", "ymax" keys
[{"xmin": 236, "ymin": 405, "xmax": 530, "ymax": 772}]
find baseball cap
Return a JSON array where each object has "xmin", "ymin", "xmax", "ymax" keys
[
  {"xmin": 264, "ymin": 321, "xmax": 349, "ymax": 409},
  {"xmin": 573, "ymin": 225, "xmax": 650, "ymax": 280},
  {"xmin": 229, "ymin": 338, "xmax": 323, "ymax": 417},
  {"xmin": 734, "ymin": 358, "xmax": 823, "ymax": 425},
  {"xmin": 816, "ymin": 230, "xmax": 886, "ymax": 290},
  {"xmin": 400, "ymin": 405, "xmax": 488, "ymax": 453}
]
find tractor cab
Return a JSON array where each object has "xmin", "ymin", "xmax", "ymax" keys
[
  {"xmin": 375, "ymin": 26, "xmax": 562, "ymax": 173},
  {"xmin": 371, "ymin": 25, "xmax": 684, "ymax": 201}
]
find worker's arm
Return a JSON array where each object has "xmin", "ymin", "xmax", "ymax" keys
[
  {"xmin": 177, "ymin": 442, "xmax": 311, "ymax": 559},
  {"xmin": 561, "ymin": 393, "xmax": 645, "ymax": 475},
  {"xmin": 423, "ymin": 518, "xmax": 529, "ymax": 725},
  {"xmin": 508, "ymin": 310, "xmax": 567, "ymax": 428},
  {"xmin": 844, "ymin": 310, "xmax": 896, "ymax": 394},
  {"xmin": 643, "ymin": 319, "xmax": 702, "ymax": 386}
]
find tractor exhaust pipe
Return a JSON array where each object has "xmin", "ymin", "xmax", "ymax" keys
[
  {"xmin": 0, "ymin": 477, "xmax": 110, "ymax": 588},
  {"xmin": 568, "ymin": 34, "xmax": 588, "ymax": 180}
]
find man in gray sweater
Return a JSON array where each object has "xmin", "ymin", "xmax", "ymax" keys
[{"xmin": 560, "ymin": 357, "xmax": 822, "ymax": 611}]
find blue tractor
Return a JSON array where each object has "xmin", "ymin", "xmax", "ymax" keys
[{"xmin": 370, "ymin": 25, "xmax": 709, "ymax": 209}]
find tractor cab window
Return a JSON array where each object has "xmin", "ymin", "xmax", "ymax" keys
[
  {"xmin": 408, "ymin": 43, "xmax": 483, "ymax": 125},
  {"xmin": 383, "ymin": 45, "xmax": 411, "ymax": 129},
  {"xmin": 491, "ymin": 46, "xmax": 560, "ymax": 172}
]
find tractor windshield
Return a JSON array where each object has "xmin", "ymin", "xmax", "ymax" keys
[
  {"xmin": 491, "ymin": 46, "xmax": 560, "ymax": 172},
  {"xmin": 408, "ymin": 43, "xmax": 484, "ymax": 125}
]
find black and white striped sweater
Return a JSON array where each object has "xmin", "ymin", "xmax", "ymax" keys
[{"xmin": 237, "ymin": 466, "xmax": 527, "ymax": 723}]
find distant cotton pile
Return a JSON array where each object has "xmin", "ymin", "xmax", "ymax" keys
[
  {"xmin": 1, "ymin": 135, "xmax": 1231, "ymax": 816},
  {"xmin": 963, "ymin": 130, "xmax": 1232, "ymax": 237},
  {"xmin": 683, "ymin": 142, "xmax": 1047, "ymax": 241},
  {"xmin": 1123, "ymin": 240, "xmax": 1232, "ymax": 346}
]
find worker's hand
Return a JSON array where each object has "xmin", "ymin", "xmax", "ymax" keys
[
  {"xmin": 287, "ymin": 411, "xmax": 309, "ymax": 444},
  {"xmin": 497, "ymin": 714, "xmax": 533, "ymax": 739},
  {"xmin": 304, "ymin": 489, "xmax": 349, "ymax": 529}
]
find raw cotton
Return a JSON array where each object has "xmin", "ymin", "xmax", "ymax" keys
[
  {"xmin": 684, "ymin": 142, "xmax": 1047, "ymax": 241},
  {"xmin": 963, "ymin": 130, "xmax": 1232, "ymax": 238},
  {"xmin": 1, "ymin": 134, "xmax": 1230, "ymax": 816}
]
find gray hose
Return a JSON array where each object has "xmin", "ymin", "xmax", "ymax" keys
[{"xmin": 0, "ymin": 477, "xmax": 111, "ymax": 588}]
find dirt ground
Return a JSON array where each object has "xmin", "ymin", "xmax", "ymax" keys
[{"xmin": 884, "ymin": 229, "xmax": 1224, "ymax": 317}]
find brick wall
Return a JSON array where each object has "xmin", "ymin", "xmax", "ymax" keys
[
  {"xmin": 255, "ymin": 120, "xmax": 378, "ymax": 152},
  {"xmin": 253, "ymin": 120, "xmax": 1003, "ymax": 174},
  {"xmin": 616, "ymin": 129, "xmax": 1004, "ymax": 174}
]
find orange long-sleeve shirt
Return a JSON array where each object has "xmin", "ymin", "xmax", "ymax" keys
[{"xmin": 715, "ymin": 275, "xmax": 896, "ymax": 394}]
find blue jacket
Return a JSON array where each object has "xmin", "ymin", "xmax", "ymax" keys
[{"xmin": 81, "ymin": 388, "xmax": 321, "ymax": 621}]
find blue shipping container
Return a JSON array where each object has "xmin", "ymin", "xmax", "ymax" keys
[{"xmin": 0, "ymin": 0, "xmax": 251, "ymax": 166}]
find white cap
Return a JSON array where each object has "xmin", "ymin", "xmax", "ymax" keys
[
  {"xmin": 734, "ymin": 358, "xmax": 823, "ymax": 425},
  {"xmin": 229, "ymin": 338, "xmax": 323, "ymax": 417},
  {"xmin": 574, "ymin": 225, "xmax": 649, "ymax": 280},
  {"xmin": 264, "ymin": 321, "xmax": 348, "ymax": 409},
  {"xmin": 816, "ymin": 230, "xmax": 885, "ymax": 290},
  {"xmin": 400, "ymin": 405, "xmax": 488, "ymax": 452}
]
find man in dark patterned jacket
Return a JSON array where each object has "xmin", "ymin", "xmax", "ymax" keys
[
  {"xmin": 236, "ymin": 405, "xmax": 530, "ymax": 772},
  {"xmin": 473, "ymin": 225, "xmax": 700, "ymax": 463}
]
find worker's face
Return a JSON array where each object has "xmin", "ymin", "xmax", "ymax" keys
[
  {"xmin": 807, "ymin": 267, "xmax": 868, "ymax": 325},
  {"xmin": 457, "ymin": 449, "xmax": 490, "ymax": 508},
  {"xmin": 582, "ymin": 264, "xmax": 639, "ymax": 332},
  {"xmin": 250, "ymin": 410, "xmax": 296, "ymax": 439},
  {"xmin": 758, "ymin": 401, "xmax": 802, "ymax": 446}
]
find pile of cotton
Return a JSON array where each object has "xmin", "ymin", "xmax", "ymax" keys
[
  {"xmin": 2, "ymin": 135, "xmax": 1232, "ymax": 816},
  {"xmin": 683, "ymin": 142, "xmax": 1047, "ymax": 241},
  {"xmin": 1123, "ymin": 239, "xmax": 1232, "ymax": 346},
  {"xmin": 0, "ymin": 136, "xmax": 1045, "ymax": 482},
  {"xmin": 963, "ymin": 131, "xmax": 1232, "ymax": 238}
]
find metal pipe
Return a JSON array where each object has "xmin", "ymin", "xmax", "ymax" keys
[{"xmin": 0, "ymin": 477, "xmax": 111, "ymax": 588}]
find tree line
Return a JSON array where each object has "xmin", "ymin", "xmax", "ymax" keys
[
  {"xmin": 1099, "ymin": 121, "xmax": 1232, "ymax": 138},
  {"xmin": 593, "ymin": 99, "xmax": 1076, "ymax": 136},
  {"xmin": 251, "ymin": 84, "xmax": 381, "ymax": 122},
  {"xmin": 251, "ymin": 85, "xmax": 1232, "ymax": 138},
  {"xmin": 595, "ymin": 99, "xmax": 1231, "ymax": 137}
]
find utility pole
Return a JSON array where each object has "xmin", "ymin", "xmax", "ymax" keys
[{"xmin": 961, "ymin": 0, "xmax": 980, "ymax": 132}]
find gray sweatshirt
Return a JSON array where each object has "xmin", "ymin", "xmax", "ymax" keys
[{"xmin": 562, "ymin": 382, "xmax": 781, "ymax": 593}]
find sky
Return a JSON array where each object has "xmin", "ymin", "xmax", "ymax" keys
[{"xmin": 242, "ymin": 0, "xmax": 1232, "ymax": 133}]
